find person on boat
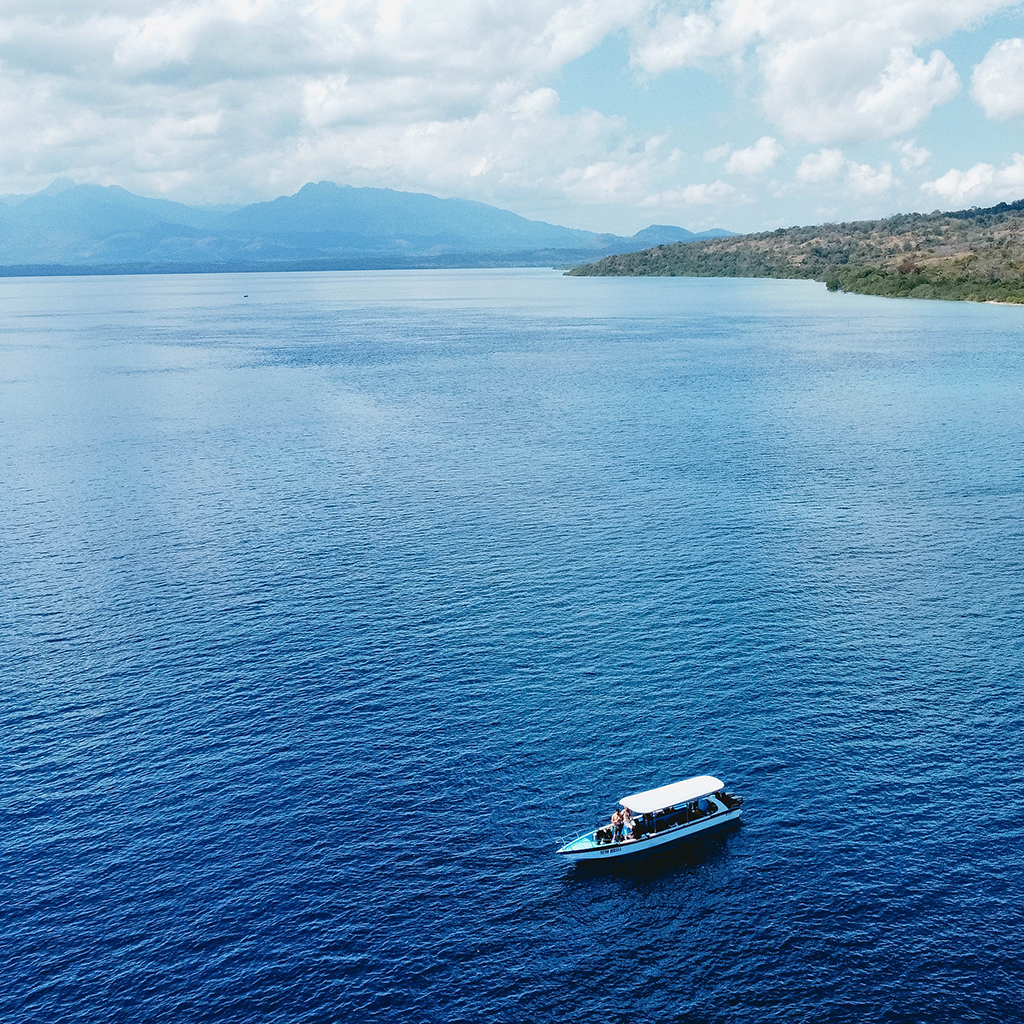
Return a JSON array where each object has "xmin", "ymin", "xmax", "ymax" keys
[
  {"xmin": 621, "ymin": 806, "xmax": 635, "ymax": 839},
  {"xmin": 610, "ymin": 809, "xmax": 623, "ymax": 842}
]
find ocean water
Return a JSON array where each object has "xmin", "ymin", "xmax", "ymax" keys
[{"xmin": 3, "ymin": 268, "xmax": 1024, "ymax": 1024}]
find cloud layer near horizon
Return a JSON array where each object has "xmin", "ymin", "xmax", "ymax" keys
[{"xmin": 1, "ymin": 0, "xmax": 1023, "ymax": 230}]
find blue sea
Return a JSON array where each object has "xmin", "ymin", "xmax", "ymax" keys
[{"xmin": 3, "ymin": 268, "xmax": 1024, "ymax": 1023}]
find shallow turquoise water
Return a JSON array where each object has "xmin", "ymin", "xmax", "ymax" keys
[{"xmin": 3, "ymin": 269, "xmax": 1024, "ymax": 1023}]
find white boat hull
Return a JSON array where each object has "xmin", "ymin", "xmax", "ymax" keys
[{"xmin": 558, "ymin": 806, "xmax": 742, "ymax": 862}]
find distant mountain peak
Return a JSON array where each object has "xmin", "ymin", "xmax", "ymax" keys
[
  {"xmin": 630, "ymin": 223, "xmax": 735, "ymax": 246},
  {"xmin": 40, "ymin": 177, "xmax": 77, "ymax": 195},
  {"xmin": 297, "ymin": 180, "xmax": 357, "ymax": 196}
]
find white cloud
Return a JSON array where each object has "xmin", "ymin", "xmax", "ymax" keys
[
  {"xmin": 558, "ymin": 146, "xmax": 669, "ymax": 205},
  {"xmin": 796, "ymin": 148, "xmax": 845, "ymax": 183},
  {"xmin": 643, "ymin": 180, "xmax": 736, "ymax": 206},
  {"xmin": 847, "ymin": 161, "xmax": 896, "ymax": 195},
  {"xmin": 898, "ymin": 140, "xmax": 930, "ymax": 171},
  {"xmin": 630, "ymin": 0, "xmax": 1013, "ymax": 143},
  {"xmin": 750, "ymin": 42, "xmax": 960, "ymax": 144},
  {"xmin": 0, "ymin": 0, "xmax": 658, "ymax": 210},
  {"xmin": 850, "ymin": 48, "xmax": 959, "ymax": 136},
  {"xmin": 971, "ymin": 38, "xmax": 1024, "ymax": 119},
  {"xmin": 310, "ymin": 92, "xmax": 684, "ymax": 212},
  {"xmin": 921, "ymin": 154, "xmax": 1024, "ymax": 206},
  {"xmin": 793, "ymin": 151, "xmax": 895, "ymax": 194},
  {"xmin": 0, "ymin": 0, "xmax": 1018, "ymax": 230},
  {"xmin": 724, "ymin": 136, "xmax": 782, "ymax": 175}
]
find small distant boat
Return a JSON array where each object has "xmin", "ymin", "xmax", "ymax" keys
[{"xmin": 556, "ymin": 775, "xmax": 743, "ymax": 862}]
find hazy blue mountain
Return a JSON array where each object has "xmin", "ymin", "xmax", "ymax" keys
[
  {"xmin": 628, "ymin": 224, "xmax": 699, "ymax": 247},
  {"xmin": 3, "ymin": 184, "xmax": 218, "ymax": 232},
  {"xmin": 0, "ymin": 179, "xmax": 734, "ymax": 269},
  {"xmin": 0, "ymin": 183, "xmax": 223, "ymax": 263},
  {"xmin": 0, "ymin": 177, "xmax": 77, "ymax": 205},
  {"xmin": 627, "ymin": 224, "xmax": 737, "ymax": 247},
  {"xmin": 220, "ymin": 181, "xmax": 615, "ymax": 250}
]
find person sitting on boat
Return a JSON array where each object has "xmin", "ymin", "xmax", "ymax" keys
[{"xmin": 610, "ymin": 809, "xmax": 624, "ymax": 842}]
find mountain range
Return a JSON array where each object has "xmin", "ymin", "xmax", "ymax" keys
[{"xmin": 0, "ymin": 179, "xmax": 732, "ymax": 272}]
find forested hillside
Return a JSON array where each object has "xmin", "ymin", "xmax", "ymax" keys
[{"xmin": 569, "ymin": 201, "xmax": 1024, "ymax": 303}]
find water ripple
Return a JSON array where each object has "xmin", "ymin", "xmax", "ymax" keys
[{"xmin": 2, "ymin": 271, "xmax": 1024, "ymax": 1023}]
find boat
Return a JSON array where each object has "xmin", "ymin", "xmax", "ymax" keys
[{"xmin": 556, "ymin": 775, "xmax": 743, "ymax": 862}]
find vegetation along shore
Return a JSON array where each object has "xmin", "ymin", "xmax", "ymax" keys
[{"xmin": 568, "ymin": 200, "xmax": 1024, "ymax": 304}]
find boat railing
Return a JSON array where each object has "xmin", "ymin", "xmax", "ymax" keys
[{"xmin": 558, "ymin": 827, "xmax": 602, "ymax": 849}]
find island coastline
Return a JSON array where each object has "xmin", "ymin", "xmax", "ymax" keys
[{"xmin": 567, "ymin": 199, "xmax": 1024, "ymax": 305}]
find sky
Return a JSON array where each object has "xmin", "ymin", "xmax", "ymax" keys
[{"xmin": 2, "ymin": 0, "xmax": 1024, "ymax": 234}]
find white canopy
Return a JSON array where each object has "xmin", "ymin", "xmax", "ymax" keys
[{"xmin": 619, "ymin": 776, "xmax": 724, "ymax": 814}]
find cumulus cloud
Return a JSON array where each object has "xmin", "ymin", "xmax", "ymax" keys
[
  {"xmin": 629, "ymin": 0, "xmax": 1013, "ymax": 143},
  {"xmin": 796, "ymin": 149, "xmax": 845, "ymax": 183},
  {"xmin": 794, "ymin": 150, "xmax": 896, "ymax": 195},
  {"xmin": 0, "ymin": 0, "xmax": 659, "ymax": 210},
  {"xmin": 755, "ymin": 44, "xmax": 960, "ymax": 144},
  {"xmin": 971, "ymin": 38, "xmax": 1024, "ymax": 119},
  {"xmin": 0, "ymin": 0, "xmax": 1017, "ymax": 227},
  {"xmin": 303, "ymin": 90, "xmax": 687, "ymax": 214},
  {"xmin": 557, "ymin": 132, "xmax": 681, "ymax": 205},
  {"xmin": 724, "ymin": 137, "xmax": 782, "ymax": 175},
  {"xmin": 898, "ymin": 140, "xmax": 930, "ymax": 171},
  {"xmin": 643, "ymin": 180, "xmax": 736, "ymax": 206},
  {"xmin": 921, "ymin": 154, "xmax": 1024, "ymax": 205},
  {"xmin": 847, "ymin": 161, "xmax": 896, "ymax": 195},
  {"xmin": 703, "ymin": 143, "xmax": 731, "ymax": 163}
]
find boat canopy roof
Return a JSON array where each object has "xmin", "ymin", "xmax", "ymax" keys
[{"xmin": 620, "ymin": 776, "xmax": 724, "ymax": 814}]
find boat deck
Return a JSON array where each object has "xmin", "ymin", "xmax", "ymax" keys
[{"xmin": 559, "ymin": 792, "xmax": 742, "ymax": 858}]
